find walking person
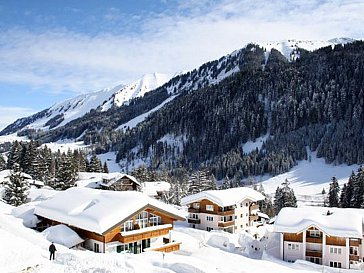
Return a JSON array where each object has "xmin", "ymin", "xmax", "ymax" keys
[{"xmin": 49, "ymin": 242, "xmax": 57, "ymax": 260}]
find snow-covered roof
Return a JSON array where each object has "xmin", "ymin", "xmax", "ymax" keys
[
  {"xmin": 141, "ymin": 181, "xmax": 171, "ymax": 197},
  {"xmin": 274, "ymin": 207, "xmax": 364, "ymax": 238},
  {"xmin": 257, "ymin": 212, "xmax": 270, "ymax": 220},
  {"xmin": 99, "ymin": 173, "xmax": 140, "ymax": 187},
  {"xmin": 181, "ymin": 187, "xmax": 264, "ymax": 207},
  {"xmin": 34, "ymin": 187, "xmax": 185, "ymax": 234},
  {"xmin": 42, "ymin": 224, "xmax": 84, "ymax": 248}
]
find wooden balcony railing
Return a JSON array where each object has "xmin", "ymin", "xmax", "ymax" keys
[
  {"xmin": 306, "ymin": 236, "xmax": 322, "ymax": 244},
  {"xmin": 188, "ymin": 208, "xmax": 200, "ymax": 213},
  {"xmin": 250, "ymin": 204, "xmax": 259, "ymax": 211},
  {"xmin": 217, "ymin": 209, "xmax": 235, "ymax": 216},
  {"xmin": 249, "ymin": 215, "xmax": 258, "ymax": 222},
  {"xmin": 218, "ymin": 220, "xmax": 235, "ymax": 228},
  {"xmin": 350, "ymin": 240, "xmax": 360, "ymax": 247},
  {"xmin": 350, "ymin": 255, "xmax": 360, "ymax": 261},
  {"xmin": 306, "ymin": 250, "xmax": 322, "ymax": 258},
  {"xmin": 187, "ymin": 218, "xmax": 201, "ymax": 224}
]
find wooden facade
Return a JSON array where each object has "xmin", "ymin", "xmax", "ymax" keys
[
  {"xmin": 149, "ymin": 242, "xmax": 181, "ymax": 253},
  {"xmin": 36, "ymin": 204, "xmax": 182, "ymax": 254},
  {"xmin": 101, "ymin": 175, "xmax": 141, "ymax": 192},
  {"xmin": 284, "ymin": 232, "xmax": 303, "ymax": 242},
  {"xmin": 326, "ymin": 236, "xmax": 346, "ymax": 246}
]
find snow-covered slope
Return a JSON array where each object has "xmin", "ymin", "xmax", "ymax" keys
[
  {"xmin": 258, "ymin": 152, "xmax": 358, "ymax": 206},
  {"xmin": 1, "ymin": 73, "xmax": 169, "ymax": 134},
  {"xmin": 257, "ymin": 37, "xmax": 355, "ymax": 61}
]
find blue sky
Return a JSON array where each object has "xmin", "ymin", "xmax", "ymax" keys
[{"xmin": 0, "ymin": 0, "xmax": 363, "ymax": 129}]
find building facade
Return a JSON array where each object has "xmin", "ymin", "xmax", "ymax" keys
[
  {"xmin": 181, "ymin": 187, "xmax": 264, "ymax": 233},
  {"xmin": 274, "ymin": 207, "xmax": 364, "ymax": 270},
  {"xmin": 35, "ymin": 188, "xmax": 185, "ymax": 254},
  {"xmin": 99, "ymin": 173, "xmax": 141, "ymax": 191}
]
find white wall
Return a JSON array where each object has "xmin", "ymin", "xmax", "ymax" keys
[
  {"xmin": 234, "ymin": 198, "xmax": 251, "ymax": 232},
  {"xmin": 323, "ymin": 245, "xmax": 348, "ymax": 269},
  {"xmin": 84, "ymin": 239, "xmax": 104, "ymax": 253},
  {"xmin": 284, "ymin": 241, "xmax": 303, "ymax": 262}
]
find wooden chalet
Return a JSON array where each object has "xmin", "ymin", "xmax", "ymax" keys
[{"xmin": 34, "ymin": 187, "xmax": 185, "ymax": 254}]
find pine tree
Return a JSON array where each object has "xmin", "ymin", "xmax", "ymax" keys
[
  {"xmin": 0, "ymin": 154, "xmax": 6, "ymax": 171},
  {"xmin": 274, "ymin": 179, "xmax": 297, "ymax": 214},
  {"xmin": 328, "ymin": 176, "xmax": 340, "ymax": 207},
  {"xmin": 220, "ymin": 175, "xmax": 231, "ymax": 189},
  {"xmin": 103, "ymin": 162, "xmax": 109, "ymax": 173},
  {"xmin": 340, "ymin": 171, "xmax": 355, "ymax": 208},
  {"xmin": 7, "ymin": 141, "xmax": 22, "ymax": 169},
  {"xmin": 55, "ymin": 152, "xmax": 77, "ymax": 190},
  {"xmin": 88, "ymin": 154, "xmax": 103, "ymax": 173},
  {"xmin": 3, "ymin": 163, "xmax": 29, "ymax": 206},
  {"xmin": 352, "ymin": 167, "xmax": 364, "ymax": 208}
]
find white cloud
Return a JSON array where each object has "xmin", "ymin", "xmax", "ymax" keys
[
  {"xmin": 0, "ymin": 106, "xmax": 36, "ymax": 131},
  {"xmin": 0, "ymin": 0, "xmax": 363, "ymax": 94}
]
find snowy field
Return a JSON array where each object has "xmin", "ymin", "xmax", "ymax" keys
[
  {"xmin": 258, "ymin": 152, "xmax": 358, "ymax": 206},
  {"xmin": 0, "ymin": 198, "xmax": 359, "ymax": 273}
]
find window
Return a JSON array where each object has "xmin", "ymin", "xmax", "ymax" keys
[
  {"xmin": 309, "ymin": 230, "xmax": 320, "ymax": 237},
  {"xmin": 241, "ymin": 225, "xmax": 243, "ymax": 228},
  {"xmin": 329, "ymin": 261, "xmax": 342, "ymax": 268},
  {"xmin": 235, "ymin": 215, "xmax": 237, "ymax": 219},
  {"xmin": 240, "ymin": 203, "xmax": 243, "ymax": 207},
  {"xmin": 330, "ymin": 247, "xmax": 342, "ymax": 255},
  {"xmin": 240, "ymin": 214, "xmax": 243, "ymax": 218},
  {"xmin": 350, "ymin": 246, "xmax": 359, "ymax": 256},
  {"xmin": 94, "ymin": 243, "xmax": 100, "ymax": 253},
  {"xmin": 206, "ymin": 227, "xmax": 213, "ymax": 232},
  {"xmin": 206, "ymin": 205, "xmax": 214, "ymax": 211},
  {"xmin": 122, "ymin": 220, "xmax": 134, "ymax": 232},
  {"xmin": 246, "ymin": 203, "xmax": 249, "ymax": 206},
  {"xmin": 288, "ymin": 243, "xmax": 299, "ymax": 250},
  {"xmin": 206, "ymin": 216, "xmax": 214, "ymax": 221},
  {"xmin": 149, "ymin": 213, "xmax": 162, "ymax": 226},
  {"xmin": 193, "ymin": 203, "xmax": 200, "ymax": 209}
]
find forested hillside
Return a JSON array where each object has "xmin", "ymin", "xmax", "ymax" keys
[
  {"xmin": 6, "ymin": 41, "xmax": 364, "ymax": 180},
  {"xmin": 111, "ymin": 42, "xmax": 364, "ymax": 179}
]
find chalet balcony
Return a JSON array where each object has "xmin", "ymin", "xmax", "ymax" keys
[
  {"xmin": 350, "ymin": 239, "xmax": 361, "ymax": 247},
  {"xmin": 249, "ymin": 215, "xmax": 258, "ymax": 221},
  {"xmin": 120, "ymin": 224, "xmax": 172, "ymax": 244},
  {"xmin": 249, "ymin": 204, "xmax": 259, "ymax": 211},
  {"xmin": 306, "ymin": 236, "xmax": 322, "ymax": 244},
  {"xmin": 306, "ymin": 250, "xmax": 322, "ymax": 258},
  {"xmin": 187, "ymin": 218, "xmax": 201, "ymax": 224},
  {"xmin": 217, "ymin": 209, "xmax": 235, "ymax": 216},
  {"xmin": 350, "ymin": 255, "xmax": 360, "ymax": 261},
  {"xmin": 218, "ymin": 220, "xmax": 235, "ymax": 228},
  {"xmin": 188, "ymin": 208, "xmax": 200, "ymax": 213}
]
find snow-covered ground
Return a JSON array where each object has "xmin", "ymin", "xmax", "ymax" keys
[
  {"xmin": 41, "ymin": 140, "xmax": 89, "ymax": 153},
  {"xmin": 0, "ymin": 199, "xmax": 351, "ymax": 273},
  {"xmin": 258, "ymin": 152, "xmax": 358, "ymax": 206},
  {"xmin": 0, "ymin": 133, "xmax": 29, "ymax": 144}
]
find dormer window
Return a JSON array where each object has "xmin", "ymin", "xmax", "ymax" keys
[{"xmin": 309, "ymin": 229, "xmax": 321, "ymax": 237}]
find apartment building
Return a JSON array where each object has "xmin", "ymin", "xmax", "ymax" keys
[
  {"xmin": 181, "ymin": 187, "xmax": 264, "ymax": 233},
  {"xmin": 274, "ymin": 207, "xmax": 364, "ymax": 270}
]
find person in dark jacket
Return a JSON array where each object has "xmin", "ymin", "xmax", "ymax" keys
[{"xmin": 49, "ymin": 242, "xmax": 57, "ymax": 260}]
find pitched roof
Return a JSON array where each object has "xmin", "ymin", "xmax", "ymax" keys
[
  {"xmin": 34, "ymin": 187, "xmax": 185, "ymax": 234},
  {"xmin": 100, "ymin": 173, "xmax": 140, "ymax": 187},
  {"xmin": 181, "ymin": 187, "xmax": 264, "ymax": 207},
  {"xmin": 274, "ymin": 206, "xmax": 364, "ymax": 238}
]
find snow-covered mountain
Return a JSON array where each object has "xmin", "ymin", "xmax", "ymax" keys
[
  {"xmin": 1, "ymin": 73, "xmax": 170, "ymax": 134},
  {"xmin": 257, "ymin": 37, "xmax": 355, "ymax": 61}
]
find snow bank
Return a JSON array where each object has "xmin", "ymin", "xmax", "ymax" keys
[{"xmin": 42, "ymin": 224, "xmax": 84, "ymax": 248}]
